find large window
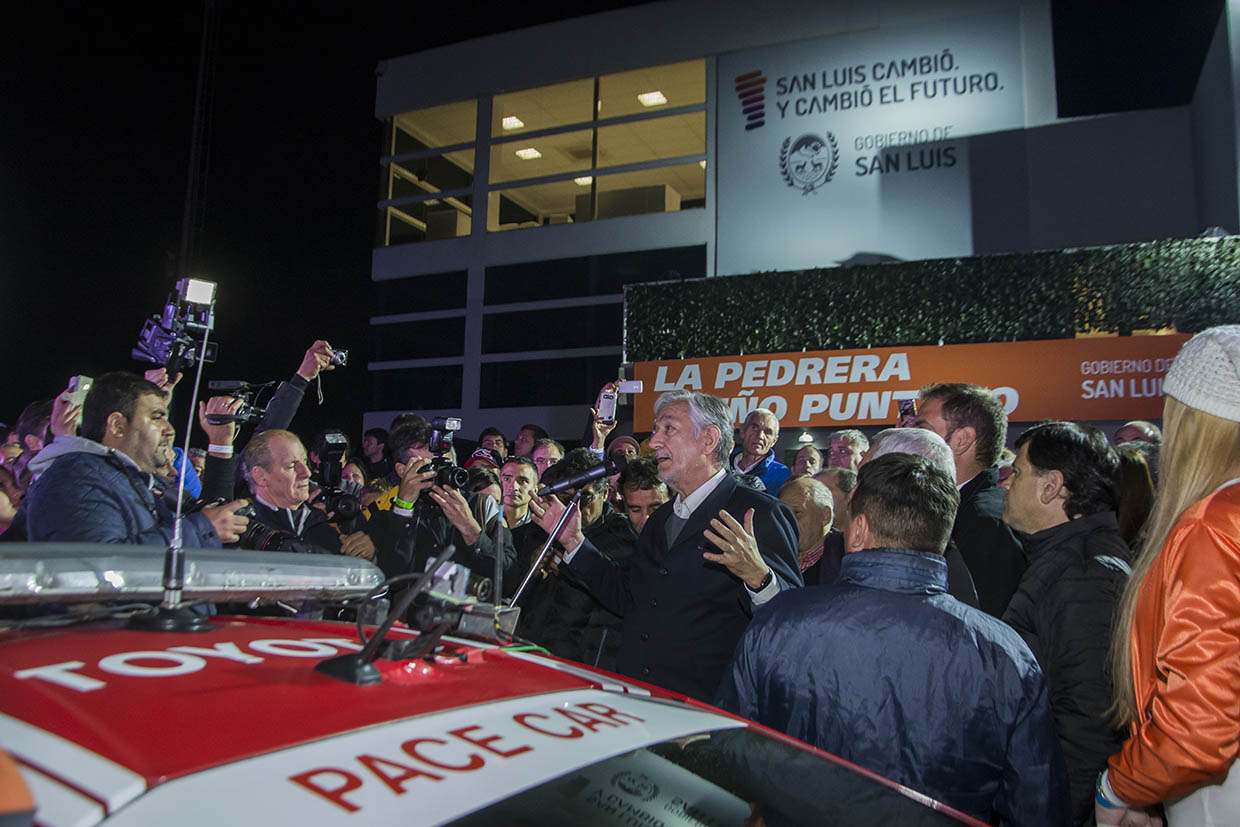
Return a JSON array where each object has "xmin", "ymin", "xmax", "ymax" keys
[
  {"xmin": 488, "ymin": 59, "xmax": 706, "ymax": 231},
  {"xmin": 377, "ymin": 60, "xmax": 707, "ymax": 245},
  {"xmin": 481, "ymin": 355, "xmax": 619, "ymax": 408},
  {"xmin": 482, "ymin": 305, "xmax": 622, "ymax": 353},
  {"xmin": 492, "ymin": 78, "xmax": 595, "ymax": 137},
  {"xmin": 379, "ymin": 99, "xmax": 477, "ymax": 245},
  {"xmin": 371, "ymin": 270, "xmax": 468, "ymax": 315},
  {"xmin": 368, "ymin": 365, "xmax": 463, "ymax": 410},
  {"xmin": 370, "ymin": 317, "xmax": 466, "ymax": 361}
]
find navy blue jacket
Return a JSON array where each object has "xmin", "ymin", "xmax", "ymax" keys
[
  {"xmin": 716, "ymin": 548, "xmax": 1070, "ymax": 826},
  {"xmin": 567, "ymin": 471, "xmax": 801, "ymax": 702},
  {"xmin": 26, "ymin": 442, "xmax": 221, "ymax": 548}
]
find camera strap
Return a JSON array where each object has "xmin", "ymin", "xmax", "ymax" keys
[{"xmin": 315, "ymin": 375, "xmax": 325, "ymax": 405}]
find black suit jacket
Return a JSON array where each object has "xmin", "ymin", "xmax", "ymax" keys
[
  {"xmin": 953, "ymin": 468, "xmax": 1027, "ymax": 618},
  {"xmin": 568, "ymin": 471, "xmax": 802, "ymax": 702}
]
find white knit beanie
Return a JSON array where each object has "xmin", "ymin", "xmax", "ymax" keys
[{"xmin": 1162, "ymin": 325, "xmax": 1240, "ymax": 422}]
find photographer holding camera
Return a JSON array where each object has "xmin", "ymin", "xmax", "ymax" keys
[
  {"xmin": 197, "ymin": 339, "xmax": 342, "ymax": 503},
  {"xmin": 373, "ymin": 421, "xmax": 516, "ymax": 595},
  {"xmin": 238, "ymin": 429, "xmax": 377, "ymax": 558}
]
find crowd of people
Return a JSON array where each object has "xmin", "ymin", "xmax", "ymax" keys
[{"xmin": 3, "ymin": 326, "xmax": 1239, "ymax": 826}]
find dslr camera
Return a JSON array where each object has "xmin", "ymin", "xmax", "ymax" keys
[
  {"xmin": 409, "ymin": 417, "xmax": 469, "ymax": 520},
  {"xmin": 425, "ymin": 416, "xmax": 469, "ymax": 490},
  {"xmin": 314, "ymin": 431, "xmax": 363, "ymax": 530},
  {"xmin": 232, "ymin": 503, "xmax": 316, "ymax": 554}
]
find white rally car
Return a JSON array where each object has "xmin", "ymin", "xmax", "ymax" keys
[{"xmin": 0, "ymin": 544, "xmax": 983, "ymax": 826}]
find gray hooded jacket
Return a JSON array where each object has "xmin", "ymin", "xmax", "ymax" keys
[{"xmin": 24, "ymin": 435, "xmax": 220, "ymax": 548}]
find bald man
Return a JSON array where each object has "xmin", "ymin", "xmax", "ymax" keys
[{"xmin": 780, "ymin": 476, "xmax": 845, "ymax": 586}]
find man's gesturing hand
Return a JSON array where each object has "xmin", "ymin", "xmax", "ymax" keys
[
  {"xmin": 202, "ymin": 499, "xmax": 250, "ymax": 544},
  {"xmin": 703, "ymin": 508, "xmax": 770, "ymax": 590}
]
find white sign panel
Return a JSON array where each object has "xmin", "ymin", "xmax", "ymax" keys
[{"xmin": 717, "ymin": 9, "xmax": 1026, "ymax": 274}]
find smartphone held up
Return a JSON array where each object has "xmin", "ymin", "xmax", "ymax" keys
[{"xmin": 596, "ymin": 380, "xmax": 643, "ymax": 423}]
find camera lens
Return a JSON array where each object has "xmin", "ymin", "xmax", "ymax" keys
[{"xmin": 437, "ymin": 465, "xmax": 470, "ymax": 489}]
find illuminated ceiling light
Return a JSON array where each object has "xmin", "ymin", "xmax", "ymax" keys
[
  {"xmin": 574, "ymin": 176, "xmax": 593, "ymax": 186},
  {"xmin": 699, "ymin": 160, "xmax": 707, "ymax": 169},
  {"xmin": 637, "ymin": 90, "xmax": 668, "ymax": 107},
  {"xmin": 798, "ymin": 432, "xmax": 814, "ymax": 443},
  {"xmin": 514, "ymin": 147, "xmax": 542, "ymax": 160},
  {"xmin": 501, "ymin": 115, "xmax": 524, "ymax": 130}
]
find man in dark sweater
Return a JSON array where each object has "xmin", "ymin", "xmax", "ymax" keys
[
  {"xmin": 531, "ymin": 391, "xmax": 801, "ymax": 702},
  {"xmin": 510, "ymin": 449, "xmax": 638, "ymax": 671},
  {"xmin": 915, "ymin": 382, "xmax": 1026, "ymax": 616},
  {"xmin": 1000, "ymin": 420, "xmax": 1132, "ymax": 825}
]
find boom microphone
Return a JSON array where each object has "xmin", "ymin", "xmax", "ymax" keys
[{"xmin": 536, "ymin": 455, "xmax": 628, "ymax": 498}]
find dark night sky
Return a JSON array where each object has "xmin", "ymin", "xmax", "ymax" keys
[
  {"xmin": 0, "ymin": 0, "xmax": 1222, "ymax": 443},
  {"xmin": 1, "ymin": 0, "xmax": 641, "ymax": 441}
]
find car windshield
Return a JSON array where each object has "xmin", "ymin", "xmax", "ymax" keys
[{"xmin": 455, "ymin": 725, "xmax": 970, "ymax": 826}]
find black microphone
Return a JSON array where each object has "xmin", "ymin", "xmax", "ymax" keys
[{"xmin": 537, "ymin": 455, "xmax": 628, "ymax": 498}]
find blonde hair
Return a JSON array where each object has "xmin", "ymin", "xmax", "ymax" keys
[{"xmin": 1109, "ymin": 397, "xmax": 1240, "ymax": 724}]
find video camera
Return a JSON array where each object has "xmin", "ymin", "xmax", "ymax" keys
[
  {"xmin": 203, "ymin": 380, "xmax": 274, "ymax": 426},
  {"xmin": 132, "ymin": 278, "xmax": 219, "ymax": 377}
]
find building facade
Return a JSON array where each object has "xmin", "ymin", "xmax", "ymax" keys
[{"xmin": 366, "ymin": 0, "xmax": 1240, "ymax": 440}]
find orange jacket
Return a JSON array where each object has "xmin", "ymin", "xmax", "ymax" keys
[
  {"xmin": 0, "ymin": 749, "xmax": 33, "ymax": 825},
  {"xmin": 1107, "ymin": 480, "xmax": 1240, "ymax": 806}
]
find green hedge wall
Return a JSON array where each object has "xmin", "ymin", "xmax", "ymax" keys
[{"xmin": 624, "ymin": 237, "xmax": 1240, "ymax": 361}]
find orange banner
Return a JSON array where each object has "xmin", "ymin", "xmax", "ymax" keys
[{"xmin": 633, "ymin": 335, "xmax": 1189, "ymax": 430}]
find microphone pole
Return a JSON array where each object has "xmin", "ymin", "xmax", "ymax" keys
[{"xmin": 509, "ymin": 487, "xmax": 584, "ymax": 608}]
